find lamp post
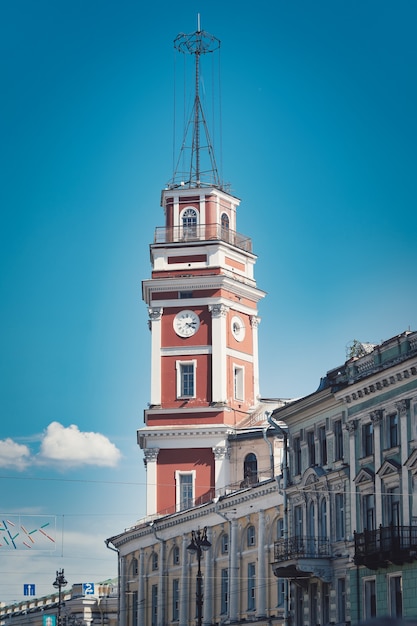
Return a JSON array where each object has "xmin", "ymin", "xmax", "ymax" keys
[
  {"xmin": 187, "ymin": 527, "xmax": 211, "ymax": 626},
  {"xmin": 53, "ymin": 569, "xmax": 68, "ymax": 626}
]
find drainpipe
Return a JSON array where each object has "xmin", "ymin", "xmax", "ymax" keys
[
  {"xmin": 266, "ymin": 412, "xmax": 289, "ymax": 626},
  {"xmin": 105, "ymin": 540, "xmax": 121, "ymax": 626},
  {"xmin": 262, "ymin": 426, "xmax": 275, "ymax": 478}
]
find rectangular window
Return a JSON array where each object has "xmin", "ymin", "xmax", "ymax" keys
[
  {"xmin": 172, "ymin": 579, "xmax": 179, "ymax": 621},
  {"xmin": 384, "ymin": 486, "xmax": 401, "ymax": 527},
  {"xmin": 335, "ymin": 493, "xmax": 345, "ymax": 540},
  {"xmin": 277, "ymin": 578, "xmax": 285, "ymax": 608},
  {"xmin": 389, "ymin": 575, "xmax": 402, "ymax": 618},
  {"xmin": 179, "ymin": 291, "xmax": 193, "ymax": 299},
  {"xmin": 363, "ymin": 493, "xmax": 375, "ymax": 531},
  {"xmin": 319, "ymin": 426, "xmax": 327, "ymax": 465},
  {"xmin": 176, "ymin": 360, "xmax": 196, "ymax": 398},
  {"xmin": 387, "ymin": 413, "xmax": 399, "ymax": 448},
  {"xmin": 294, "ymin": 505, "xmax": 303, "ymax": 538},
  {"xmin": 293, "ymin": 437, "xmax": 302, "ymax": 475},
  {"xmin": 363, "ymin": 422, "xmax": 374, "ymax": 457},
  {"xmin": 247, "ymin": 562, "xmax": 256, "ymax": 611},
  {"xmin": 337, "ymin": 578, "xmax": 346, "ymax": 624},
  {"xmin": 364, "ymin": 579, "xmax": 376, "ymax": 620},
  {"xmin": 307, "ymin": 430, "xmax": 316, "ymax": 466},
  {"xmin": 151, "ymin": 584, "xmax": 158, "ymax": 626},
  {"xmin": 221, "ymin": 569, "xmax": 228, "ymax": 614},
  {"xmin": 175, "ymin": 471, "xmax": 195, "ymax": 511},
  {"xmin": 334, "ymin": 419, "xmax": 343, "ymax": 461},
  {"xmin": 234, "ymin": 365, "xmax": 244, "ymax": 401}
]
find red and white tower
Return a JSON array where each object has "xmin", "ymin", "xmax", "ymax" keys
[{"xmin": 139, "ymin": 21, "xmax": 265, "ymax": 517}]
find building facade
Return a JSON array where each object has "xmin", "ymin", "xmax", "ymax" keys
[{"xmin": 271, "ymin": 330, "xmax": 417, "ymax": 624}]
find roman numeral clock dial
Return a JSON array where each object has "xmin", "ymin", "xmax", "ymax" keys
[{"xmin": 173, "ymin": 310, "xmax": 200, "ymax": 338}]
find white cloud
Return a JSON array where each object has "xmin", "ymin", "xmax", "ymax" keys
[
  {"xmin": 39, "ymin": 422, "xmax": 121, "ymax": 467},
  {"xmin": 0, "ymin": 438, "xmax": 30, "ymax": 470}
]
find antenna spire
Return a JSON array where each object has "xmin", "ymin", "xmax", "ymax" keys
[{"xmin": 170, "ymin": 21, "xmax": 223, "ymax": 190}]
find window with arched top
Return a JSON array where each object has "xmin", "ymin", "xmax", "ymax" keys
[
  {"xmin": 221, "ymin": 212, "xmax": 230, "ymax": 242},
  {"xmin": 247, "ymin": 525, "xmax": 256, "ymax": 547},
  {"xmin": 173, "ymin": 545, "xmax": 180, "ymax": 565},
  {"xmin": 181, "ymin": 207, "xmax": 198, "ymax": 239},
  {"xmin": 243, "ymin": 453, "xmax": 258, "ymax": 486}
]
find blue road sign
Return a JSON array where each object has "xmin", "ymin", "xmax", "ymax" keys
[
  {"xmin": 83, "ymin": 582, "xmax": 95, "ymax": 595},
  {"xmin": 24, "ymin": 584, "xmax": 35, "ymax": 596}
]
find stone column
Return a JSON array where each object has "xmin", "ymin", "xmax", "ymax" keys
[
  {"xmin": 397, "ymin": 399, "xmax": 411, "ymax": 523},
  {"xmin": 256, "ymin": 510, "xmax": 266, "ymax": 618},
  {"xmin": 138, "ymin": 548, "xmax": 145, "ymax": 626},
  {"xmin": 371, "ymin": 410, "xmax": 383, "ymax": 526},
  {"xmin": 212, "ymin": 446, "xmax": 230, "ymax": 496},
  {"xmin": 229, "ymin": 519, "xmax": 239, "ymax": 622},
  {"xmin": 203, "ymin": 527, "xmax": 213, "ymax": 626},
  {"xmin": 209, "ymin": 304, "xmax": 229, "ymax": 403},
  {"xmin": 179, "ymin": 534, "xmax": 189, "ymax": 626},
  {"xmin": 346, "ymin": 420, "xmax": 357, "ymax": 530},
  {"xmin": 119, "ymin": 555, "xmax": 127, "ymax": 626},
  {"xmin": 250, "ymin": 316, "xmax": 261, "ymax": 401},
  {"xmin": 148, "ymin": 307, "xmax": 163, "ymax": 406},
  {"xmin": 144, "ymin": 448, "xmax": 159, "ymax": 516},
  {"xmin": 157, "ymin": 541, "xmax": 166, "ymax": 626}
]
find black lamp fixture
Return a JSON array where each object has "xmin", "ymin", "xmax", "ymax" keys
[
  {"xmin": 187, "ymin": 527, "xmax": 211, "ymax": 626},
  {"xmin": 53, "ymin": 569, "xmax": 68, "ymax": 626}
]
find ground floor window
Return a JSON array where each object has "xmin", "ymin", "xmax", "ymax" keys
[{"xmin": 388, "ymin": 574, "xmax": 402, "ymax": 618}]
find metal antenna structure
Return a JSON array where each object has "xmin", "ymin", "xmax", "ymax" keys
[{"xmin": 170, "ymin": 16, "xmax": 222, "ymax": 190}]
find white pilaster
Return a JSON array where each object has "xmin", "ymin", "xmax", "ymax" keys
[
  {"xmin": 213, "ymin": 446, "xmax": 230, "ymax": 495},
  {"xmin": 179, "ymin": 535, "xmax": 189, "ymax": 626},
  {"xmin": 347, "ymin": 420, "xmax": 357, "ymax": 531},
  {"xmin": 229, "ymin": 519, "xmax": 239, "ymax": 622},
  {"xmin": 371, "ymin": 410, "xmax": 383, "ymax": 527},
  {"xmin": 209, "ymin": 304, "xmax": 229, "ymax": 403},
  {"xmin": 138, "ymin": 548, "xmax": 145, "ymax": 626},
  {"xmin": 256, "ymin": 510, "xmax": 266, "ymax": 618},
  {"xmin": 250, "ymin": 316, "xmax": 261, "ymax": 400},
  {"xmin": 157, "ymin": 540, "xmax": 166, "ymax": 626},
  {"xmin": 397, "ymin": 399, "xmax": 411, "ymax": 523},
  {"xmin": 148, "ymin": 307, "xmax": 163, "ymax": 406},
  {"xmin": 144, "ymin": 448, "xmax": 159, "ymax": 516}
]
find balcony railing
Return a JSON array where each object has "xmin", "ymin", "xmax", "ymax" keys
[
  {"xmin": 274, "ymin": 536, "xmax": 331, "ymax": 562},
  {"xmin": 354, "ymin": 525, "xmax": 417, "ymax": 569},
  {"xmin": 153, "ymin": 223, "xmax": 252, "ymax": 253}
]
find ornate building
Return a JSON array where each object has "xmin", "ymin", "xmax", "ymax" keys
[{"xmin": 271, "ymin": 330, "xmax": 417, "ymax": 624}]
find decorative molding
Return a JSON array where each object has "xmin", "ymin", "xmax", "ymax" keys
[
  {"xmin": 148, "ymin": 307, "xmax": 163, "ymax": 321},
  {"xmin": 209, "ymin": 303, "xmax": 229, "ymax": 318},
  {"xmin": 143, "ymin": 448, "xmax": 160, "ymax": 461},
  {"xmin": 250, "ymin": 315, "xmax": 261, "ymax": 328},
  {"xmin": 345, "ymin": 420, "xmax": 357, "ymax": 434},
  {"xmin": 396, "ymin": 398, "xmax": 410, "ymax": 416},
  {"xmin": 370, "ymin": 409, "xmax": 383, "ymax": 425},
  {"xmin": 213, "ymin": 446, "xmax": 231, "ymax": 460}
]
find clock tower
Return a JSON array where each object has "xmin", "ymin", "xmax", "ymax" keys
[{"xmin": 138, "ymin": 22, "xmax": 265, "ymax": 517}]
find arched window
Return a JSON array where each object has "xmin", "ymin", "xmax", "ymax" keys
[
  {"xmin": 243, "ymin": 453, "xmax": 258, "ymax": 486},
  {"xmin": 221, "ymin": 533, "xmax": 229, "ymax": 554},
  {"xmin": 247, "ymin": 525, "xmax": 256, "ymax": 547},
  {"xmin": 181, "ymin": 207, "xmax": 198, "ymax": 238},
  {"xmin": 173, "ymin": 545, "xmax": 180, "ymax": 565},
  {"xmin": 308, "ymin": 502, "xmax": 315, "ymax": 556},
  {"xmin": 151, "ymin": 551, "xmax": 158, "ymax": 571},
  {"xmin": 220, "ymin": 212, "xmax": 230, "ymax": 242}
]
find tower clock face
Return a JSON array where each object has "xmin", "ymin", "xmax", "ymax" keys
[
  {"xmin": 231, "ymin": 315, "xmax": 246, "ymax": 341},
  {"xmin": 173, "ymin": 310, "xmax": 200, "ymax": 337}
]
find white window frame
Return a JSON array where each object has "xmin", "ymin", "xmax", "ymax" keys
[
  {"xmin": 233, "ymin": 364, "xmax": 244, "ymax": 401},
  {"xmin": 176, "ymin": 359, "xmax": 197, "ymax": 398},
  {"xmin": 387, "ymin": 573, "xmax": 403, "ymax": 618},
  {"xmin": 175, "ymin": 470, "xmax": 196, "ymax": 512}
]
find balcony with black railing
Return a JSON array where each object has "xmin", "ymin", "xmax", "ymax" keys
[
  {"xmin": 272, "ymin": 536, "xmax": 332, "ymax": 582},
  {"xmin": 354, "ymin": 525, "xmax": 417, "ymax": 570},
  {"xmin": 153, "ymin": 224, "xmax": 253, "ymax": 253}
]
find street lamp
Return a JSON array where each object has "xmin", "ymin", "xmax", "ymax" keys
[
  {"xmin": 53, "ymin": 569, "xmax": 68, "ymax": 626},
  {"xmin": 187, "ymin": 527, "xmax": 211, "ymax": 626}
]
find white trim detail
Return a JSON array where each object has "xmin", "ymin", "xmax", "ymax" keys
[
  {"xmin": 176, "ymin": 359, "xmax": 197, "ymax": 399},
  {"xmin": 175, "ymin": 470, "xmax": 196, "ymax": 512}
]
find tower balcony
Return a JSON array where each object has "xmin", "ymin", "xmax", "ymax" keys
[
  {"xmin": 153, "ymin": 223, "xmax": 252, "ymax": 253},
  {"xmin": 354, "ymin": 525, "xmax": 417, "ymax": 570},
  {"xmin": 272, "ymin": 536, "xmax": 332, "ymax": 583}
]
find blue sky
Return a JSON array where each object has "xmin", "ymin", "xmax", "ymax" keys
[{"xmin": 1, "ymin": 0, "xmax": 416, "ymax": 604}]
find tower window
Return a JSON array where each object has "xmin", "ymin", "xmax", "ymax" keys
[
  {"xmin": 233, "ymin": 365, "xmax": 244, "ymax": 400},
  {"xmin": 176, "ymin": 360, "xmax": 196, "ymax": 398},
  {"xmin": 175, "ymin": 470, "xmax": 195, "ymax": 511},
  {"xmin": 243, "ymin": 453, "xmax": 258, "ymax": 486},
  {"xmin": 181, "ymin": 207, "xmax": 198, "ymax": 238}
]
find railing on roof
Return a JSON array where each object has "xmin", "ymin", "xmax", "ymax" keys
[{"xmin": 153, "ymin": 223, "xmax": 252, "ymax": 253}]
